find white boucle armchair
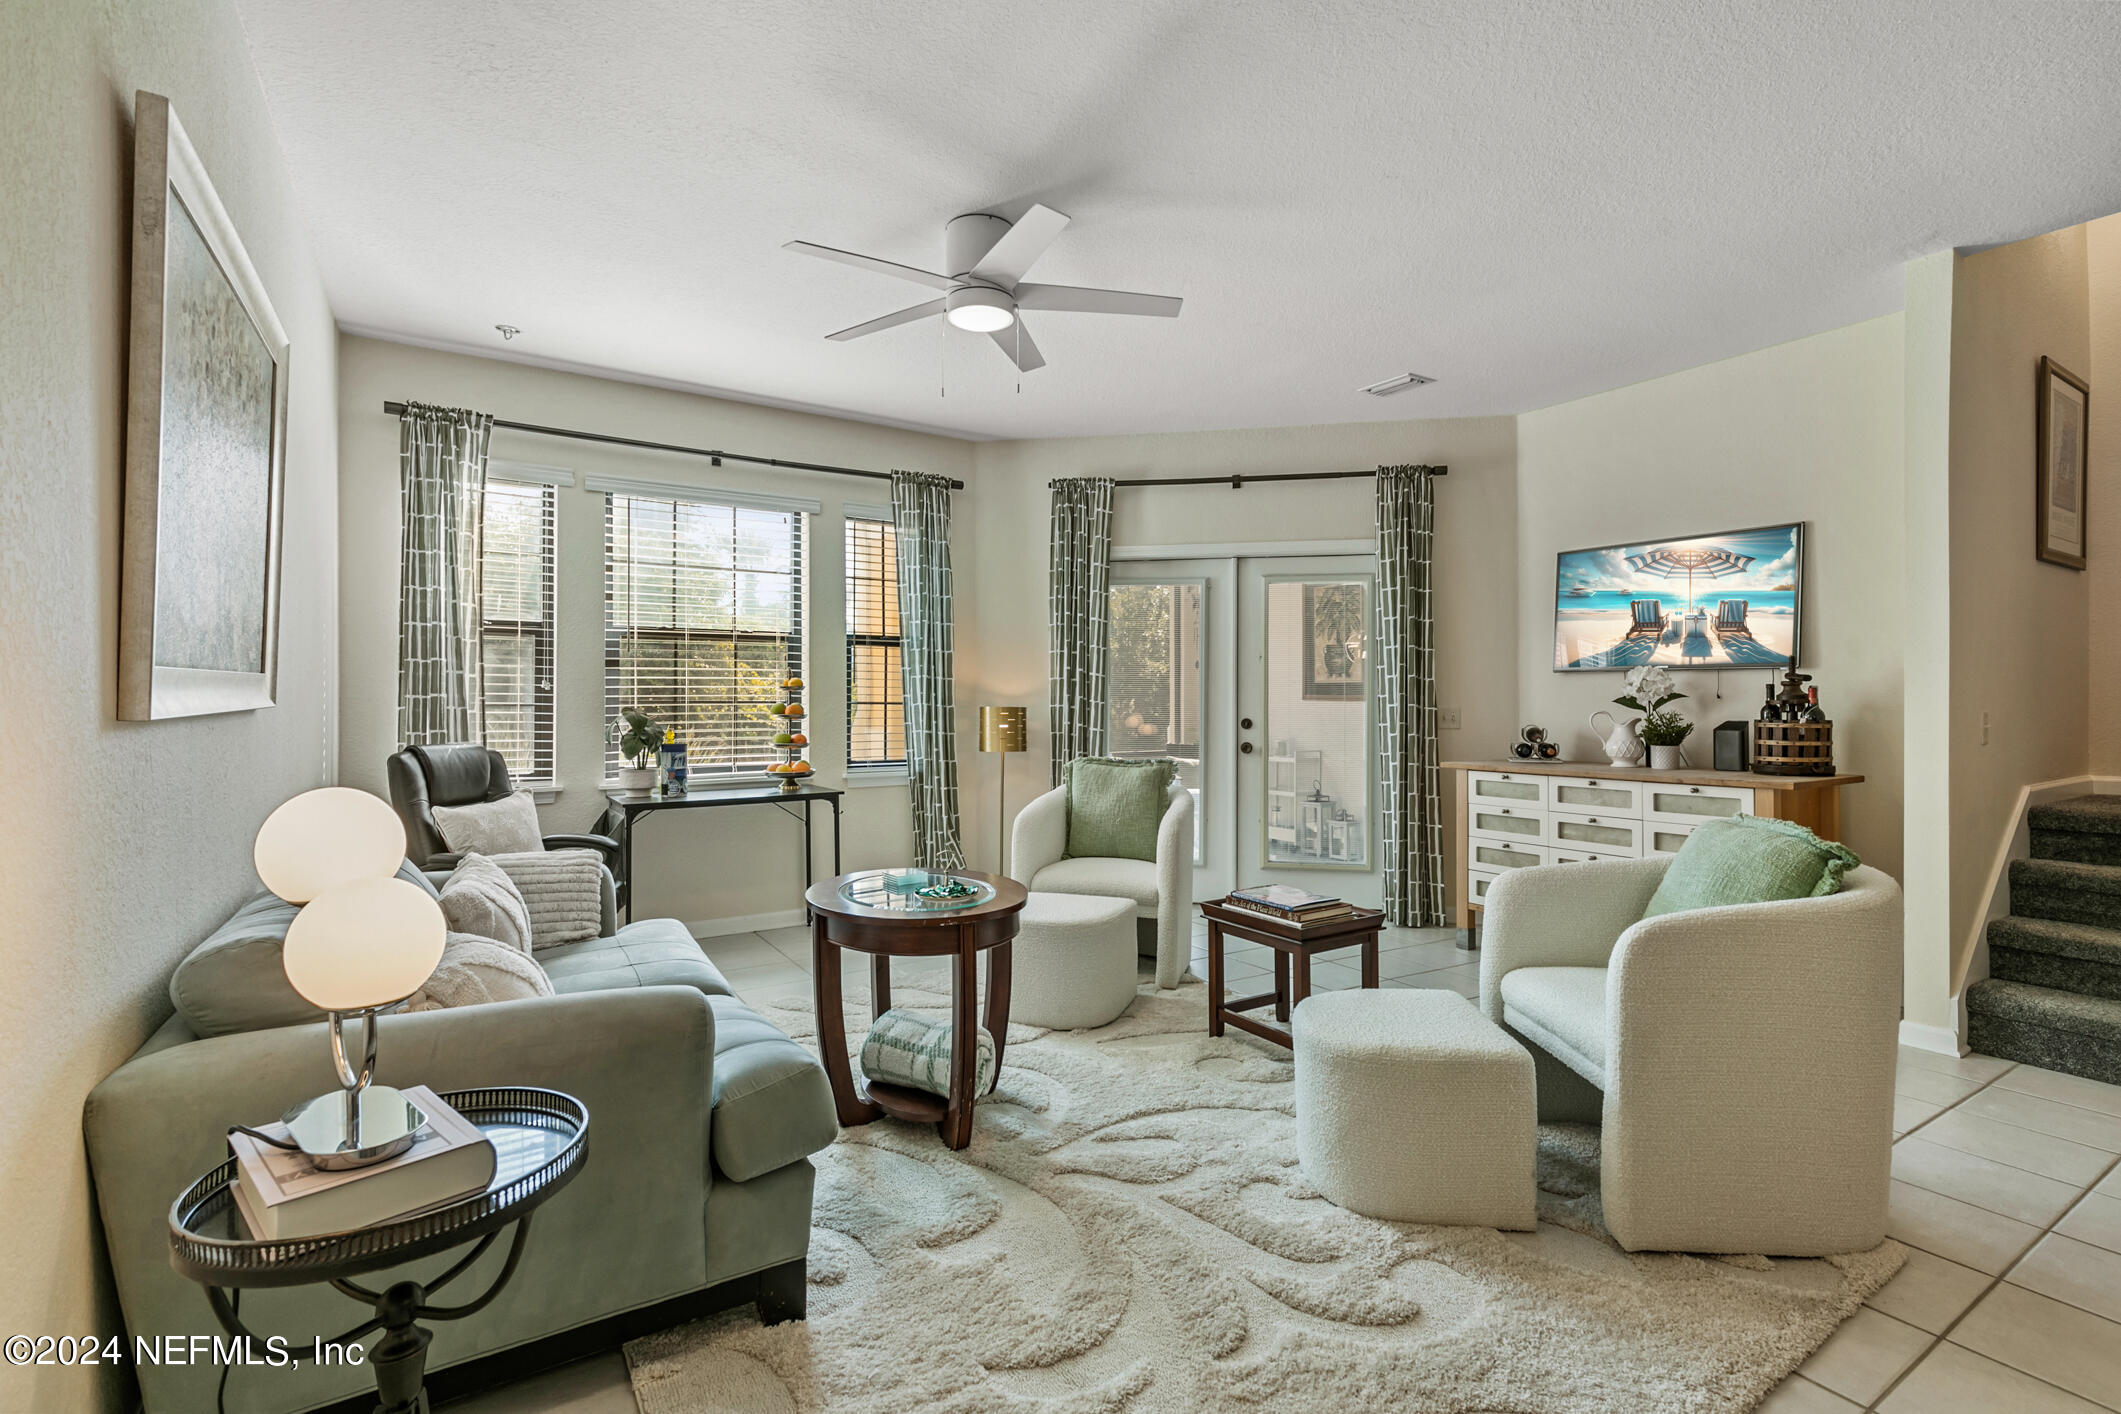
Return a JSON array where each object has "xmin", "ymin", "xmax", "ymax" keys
[
  {"xmin": 1010, "ymin": 779, "xmax": 1195, "ymax": 989},
  {"xmin": 1479, "ymin": 855, "xmax": 1902, "ymax": 1256}
]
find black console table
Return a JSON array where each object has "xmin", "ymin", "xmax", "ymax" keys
[{"xmin": 605, "ymin": 783, "xmax": 844, "ymax": 922}]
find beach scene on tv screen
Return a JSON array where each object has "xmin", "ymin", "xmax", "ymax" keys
[{"xmin": 1554, "ymin": 524, "xmax": 1800, "ymax": 670}]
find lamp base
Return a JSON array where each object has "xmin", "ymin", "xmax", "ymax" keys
[{"xmin": 283, "ymin": 1085, "xmax": 429, "ymax": 1171}]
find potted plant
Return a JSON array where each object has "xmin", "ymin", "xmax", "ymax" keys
[
  {"xmin": 1615, "ymin": 666, "xmax": 1692, "ymax": 769},
  {"xmin": 611, "ymin": 707, "xmax": 665, "ymax": 792}
]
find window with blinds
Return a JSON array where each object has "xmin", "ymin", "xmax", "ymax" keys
[
  {"xmin": 479, "ymin": 479, "xmax": 557, "ymax": 784},
  {"xmin": 846, "ymin": 516, "xmax": 905, "ymax": 767},
  {"xmin": 604, "ymin": 492, "xmax": 805, "ymax": 778}
]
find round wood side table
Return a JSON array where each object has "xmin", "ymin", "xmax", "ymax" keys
[{"xmin": 805, "ymin": 869, "xmax": 1027, "ymax": 1150}]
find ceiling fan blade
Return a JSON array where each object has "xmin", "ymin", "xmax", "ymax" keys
[
  {"xmin": 784, "ymin": 240, "xmax": 954, "ymax": 291},
  {"xmin": 967, "ymin": 204, "xmax": 1071, "ymax": 285},
  {"xmin": 1015, "ymin": 282, "xmax": 1182, "ymax": 318},
  {"xmin": 826, "ymin": 299, "xmax": 947, "ymax": 341},
  {"xmin": 990, "ymin": 320, "xmax": 1045, "ymax": 372}
]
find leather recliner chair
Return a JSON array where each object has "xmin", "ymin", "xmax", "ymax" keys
[{"xmin": 386, "ymin": 742, "xmax": 621, "ymax": 887}]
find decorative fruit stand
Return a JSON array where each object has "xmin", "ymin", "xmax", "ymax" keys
[{"xmin": 768, "ymin": 674, "xmax": 811, "ymax": 793}]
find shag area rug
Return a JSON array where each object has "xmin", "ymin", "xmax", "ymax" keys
[{"xmin": 627, "ymin": 980, "xmax": 1902, "ymax": 1414}]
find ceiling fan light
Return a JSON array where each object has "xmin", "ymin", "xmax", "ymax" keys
[{"xmin": 944, "ymin": 286, "xmax": 1015, "ymax": 332}]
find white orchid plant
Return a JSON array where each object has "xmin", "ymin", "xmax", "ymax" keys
[{"xmin": 1614, "ymin": 666, "xmax": 1692, "ymax": 746}]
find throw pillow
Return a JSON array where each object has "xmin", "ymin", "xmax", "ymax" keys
[
  {"xmin": 431, "ymin": 789, "xmax": 543, "ymax": 855},
  {"xmin": 1063, "ymin": 757, "xmax": 1176, "ymax": 862},
  {"xmin": 1641, "ymin": 816, "xmax": 1861, "ymax": 919},
  {"xmin": 860, "ymin": 1007, "xmax": 996, "ymax": 1098},
  {"xmin": 488, "ymin": 849, "xmax": 604, "ymax": 950},
  {"xmin": 438, "ymin": 854, "xmax": 534, "ymax": 953},
  {"xmin": 407, "ymin": 932, "xmax": 555, "ymax": 1011}
]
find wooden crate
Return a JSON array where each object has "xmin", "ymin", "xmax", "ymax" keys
[{"xmin": 1751, "ymin": 720, "xmax": 1835, "ymax": 776}]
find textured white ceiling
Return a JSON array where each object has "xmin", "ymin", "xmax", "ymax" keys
[{"xmin": 235, "ymin": 0, "xmax": 2121, "ymax": 440}]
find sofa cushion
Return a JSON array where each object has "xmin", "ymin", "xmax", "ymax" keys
[
  {"xmin": 1642, "ymin": 816, "xmax": 1860, "ymax": 919},
  {"xmin": 539, "ymin": 919, "xmax": 735, "ymax": 998},
  {"xmin": 170, "ymin": 860, "xmax": 477, "ymax": 1036},
  {"xmin": 1499, "ymin": 966, "xmax": 1610, "ymax": 1088},
  {"xmin": 707, "ymin": 995, "xmax": 838, "ymax": 1181},
  {"xmin": 1029, "ymin": 856, "xmax": 1158, "ymax": 914},
  {"xmin": 1064, "ymin": 757, "xmax": 1176, "ymax": 862}
]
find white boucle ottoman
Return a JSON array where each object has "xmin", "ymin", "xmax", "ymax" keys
[
  {"xmin": 1010, "ymin": 891, "xmax": 1139, "ymax": 1030},
  {"xmin": 1293, "ymin": 989, "xmax": 1536, "ymax": 1229}
]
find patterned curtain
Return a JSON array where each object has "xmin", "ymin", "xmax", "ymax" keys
[
  {"xmin": 1047, "ymin": 477, "xmax": 1115, "ymax": 786},
  {"xmin": 397, "ymin": 403, "xmax": 493, "ymax": 745},
  {"xmin": 1375, "ymin": 465, "xmax": 1445, "ymax": 926},
  {"xmin": 891, "ymin": 470, "xmax": 966, "ymax": 869}
]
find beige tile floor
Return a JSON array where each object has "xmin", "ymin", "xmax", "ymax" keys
[{"xmin": 445, "ymin": 922, "xmax": 2121, "ymax": 1413}]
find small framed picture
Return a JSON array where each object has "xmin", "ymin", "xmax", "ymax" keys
[{"xmin": 2036, "ymin": 355, "xmax": 2089, "ymax": 570}]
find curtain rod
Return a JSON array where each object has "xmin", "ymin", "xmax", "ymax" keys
[
  {"xmin": 381, "ymin": 401, "xmax": 966, "ymax": 490},
  {"xmin": 1054, "ymin": 466, "xmax": 1447, "ymax": 489}
]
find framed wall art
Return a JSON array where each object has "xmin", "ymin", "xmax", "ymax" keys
[
  {"xmin": 119, "ymin": 90, "xmax": 289, "ymax": 720},
  {"xmin": 2036, "ymin": 355, "xmax": 2089, "ymax": 570}
]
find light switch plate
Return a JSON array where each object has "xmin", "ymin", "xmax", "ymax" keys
[{"xmin": 1440, "ymin": 708, "xmax": 1462, "ymax": 730}]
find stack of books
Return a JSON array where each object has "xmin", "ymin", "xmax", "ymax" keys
[
  {"xmin": 226, "ymin": 1086, "xmax": 498, "ymax": 1240},
  {"xmin": 1223, "ymin": 884, "xmax": 1359, "ymax": 926}
]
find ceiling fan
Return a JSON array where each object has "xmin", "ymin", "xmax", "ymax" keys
[{"xmin": 784, "ymin": 204, "xmax": 1182, "ymax": 372}]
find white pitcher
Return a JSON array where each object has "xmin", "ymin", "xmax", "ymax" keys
[{"xmin": 1589, "ymin": 710, "xmax": 1645, "ymax": 767}]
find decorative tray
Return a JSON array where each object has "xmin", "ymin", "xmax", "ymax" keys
[{"xmin": 836, "ymin": 869, "xmax": 997, "ymax": 912}]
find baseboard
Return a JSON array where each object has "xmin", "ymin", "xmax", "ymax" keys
[
  {"xmin": 686, "ymin": 908, "xmax": 807, "ymax": 940},
  {"xmin": 1899, "ymin": 1019, "xmax": 1967, "ymax": 1058}
]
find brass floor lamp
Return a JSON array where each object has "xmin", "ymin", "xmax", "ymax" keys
[{"xmin": 979, "ymin": 706, "xmax": 1027, "ymax": 874}]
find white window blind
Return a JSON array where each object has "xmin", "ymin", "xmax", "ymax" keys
[
  {"xmin": 479, "ymin": 478, "xmax": 557, "ymax": 783},
  {"xmin": 604, "ymin": 491, "xmax": 805, "ymax": 777},
  {"xmin": 845, "ymin": 516, "xmax": 905, "ymax": 766}
]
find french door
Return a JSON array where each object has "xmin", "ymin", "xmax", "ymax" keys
[{"xmin": 1107, "ymin": 553, "xmax": 1381, "ymax": 910}]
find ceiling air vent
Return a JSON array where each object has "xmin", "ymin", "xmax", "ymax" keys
[{"xmin": 1360, "ymin": 372, "xmax": 1436, "ymax": 397}]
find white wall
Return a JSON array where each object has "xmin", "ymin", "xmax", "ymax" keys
[
  {"xmin": 2087, "ymin": 216, "xmax": 2121, "ymax": 776},
  {"xmin": 1516, "ymin": 316, "xmax": 1908, "ymax": 879},
  {"xmin": 1942, "ymin": 226, "xmax": 2092, "ymax": 991},
  {"xmin": 0, "ymin": 4, "xmax": 340, "ymax": 1408},
  {"xmin": 337, "ymin": 337, "xmax": 974, "ymax": 929},
  {"xmin": 963, "ymin": 418, "xmax": 1519, "ymax": 909}
]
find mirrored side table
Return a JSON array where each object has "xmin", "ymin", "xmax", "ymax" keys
[{"xmin": 170, "ymin": 1087, "xmax": 588, "ymax": 1414}]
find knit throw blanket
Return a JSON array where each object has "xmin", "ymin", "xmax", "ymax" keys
[{"xmin": 490, "ymin": 848, "xmax": 604, "ymax": 949}]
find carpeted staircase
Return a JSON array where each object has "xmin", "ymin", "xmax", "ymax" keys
[{"xmin": 1968, "ymin": 794, "xmax": 2121, "ymax": 1084}]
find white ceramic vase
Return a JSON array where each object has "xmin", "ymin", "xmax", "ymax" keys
[
  {"xmin": 1649, "ymin": 744, "xmax": 1685, "ymax": 770},
  {"xmin": 1589, "ymin": 710, "xmax": 1645, "ymax": 767}
]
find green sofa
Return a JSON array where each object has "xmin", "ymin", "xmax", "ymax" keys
[{"xmin": 84, "ymin": 863, "xmax": 836, "ymax": 1414}]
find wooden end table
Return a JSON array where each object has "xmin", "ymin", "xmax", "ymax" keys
[
  {"xmin": 805, "ymin": 869, "xmax": 1027, "ymax": 1151},
  {"xmin": 1200, "ymin": 900, "xmax": 1387, "ymax": 1050}
]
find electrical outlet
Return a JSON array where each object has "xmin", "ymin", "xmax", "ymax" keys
[
  {"xmin": 1980, "ymin": 710, "xmax": 1990, "ymax": 746},
  {"xmin": 1440, "ymin": 708, "xmax": 1462, "ymax": 730}
]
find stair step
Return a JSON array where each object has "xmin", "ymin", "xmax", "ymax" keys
[
  {"xmin": 2009, "ymin": 857, "xmax": 2121, "ymax": 929},
  {"xmin": 1985, "ymin": 916, "xmax": 2121, "ymax": 1001},
  {"xmin": 1965, "ymin": 979, "xmax": 2121, "ymax": 1087},
  {"xmin": 2028, "ymin": 794, "xmax": 2121, "ymax": 835},
  {"xmin": 2029, "ymin": 795, "xmax": 2121, "ymax": 866}
]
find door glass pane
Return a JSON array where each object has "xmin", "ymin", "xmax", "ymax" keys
[
  {"xmin": 1264, "ymin": 578, "xmax": 1369, "ymax": 866},
  {"xmin": 1107, "ymin": 582, "xmax": 1204, "ymax": 863}
]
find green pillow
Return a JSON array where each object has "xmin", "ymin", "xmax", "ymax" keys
[
  {"xmin": 1641, "ymin": 816, "xmax": 1860, "ymax": 919},
  {"xmin": 1063, "ymin": 757, "xmax": 1176, "ymax": 862}
]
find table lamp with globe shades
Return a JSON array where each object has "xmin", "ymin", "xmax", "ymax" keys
[{"xmin": 254, "ymin": 787, "xmax": 446, "ymax": 1169}]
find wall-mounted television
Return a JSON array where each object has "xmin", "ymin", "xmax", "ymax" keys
[{"xmin": 1553, "ymin": 522, "xmax": 1804, "ymax": 672}]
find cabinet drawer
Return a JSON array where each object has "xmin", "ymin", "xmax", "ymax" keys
[
  {"xmin": 1549, "ymin": 809, "xmax": 1643, "ymax": 855},
  {"xmin": 1646, "ymin": 824, "xmax": 1696, "ymax": 855},
  {"xmin": 1549, "ymin": 844, "xmax": 1638, "ymax": 866},
  {"xmin": 1468, "ymin": 840, "xmax": 1545, "ymax": 872},
  {"xmin": 1468, "ymin": 868, "xmax": 1500, "ymax": 905},
  {"xmin": 1548, "ymin": 776, "xmax": 1644, "ymax": 817},
  {"xmin": 1469, "ymin": 770, "xmax": 1547, "ymax": 808},
  {"xmin": 1644, "ymin": 783, "xmax": 1753, "ymax": 826},
  {"xmin": 1468, "ymin": 803, "xmax": 1547, "ymax": 846}
]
